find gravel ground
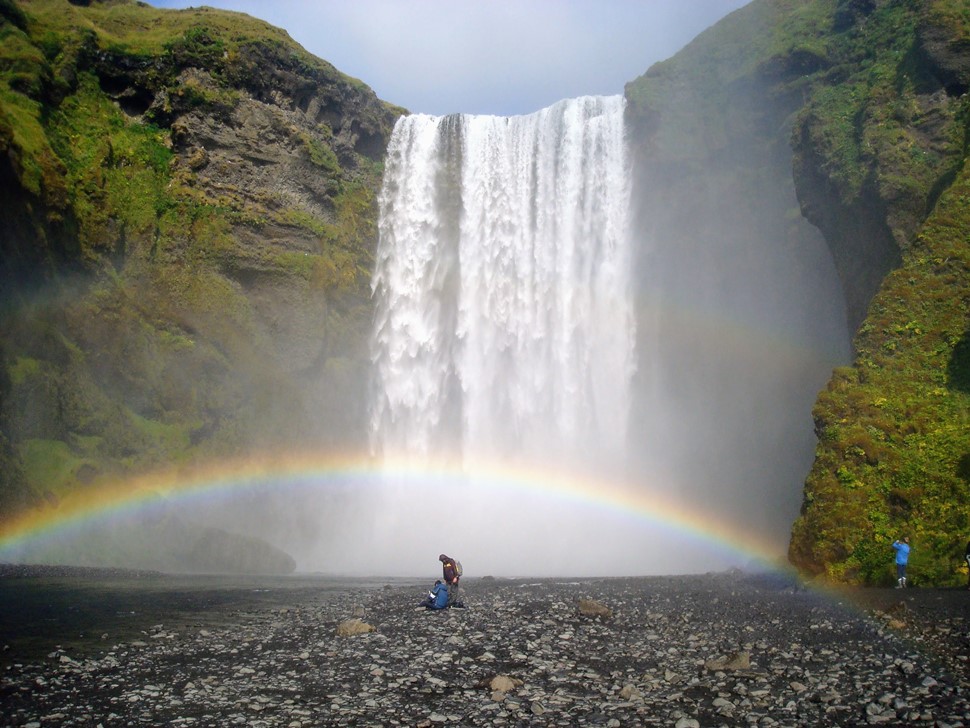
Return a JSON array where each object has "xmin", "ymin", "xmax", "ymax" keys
[{"xmin": 1, "ymin": 567, "xmax": 968, "ymax": 727}]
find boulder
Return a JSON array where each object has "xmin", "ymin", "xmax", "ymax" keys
[
  {"xmin": 336, "ymin": 618, "xmax": 375, "ymax": 637},
  {"xmin": 577, "ymin": 598, "xmax": 612, "ymax": 619},
  {"xmin": 704, "ymin": 651, "xmax": 751, "ymax": 671}
]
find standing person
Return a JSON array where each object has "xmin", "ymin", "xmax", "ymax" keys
[
  {"xmin": 892, "ymin": 537, "xmax": 910, "ymax": 588},
  {"xmin": 439, "ymin": 554, "xmax": 463, "ymax": 607},
  {"xmin": 965, "ymin": 540, "xmax": 970, "ymax": 589}
]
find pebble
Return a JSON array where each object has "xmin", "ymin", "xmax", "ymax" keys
[{"xmin": 1, "ymin": 572, "xmax": 967, "ymax": 726}]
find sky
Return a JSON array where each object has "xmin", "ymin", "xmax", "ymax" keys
[{"xmin": 146, "ymin": 0, "xmax": 750, "ymax": 117}]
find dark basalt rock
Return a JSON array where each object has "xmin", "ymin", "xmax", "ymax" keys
[{"xmin": 1, "ymin": 572, "xmax": 967, "ymax": 726}]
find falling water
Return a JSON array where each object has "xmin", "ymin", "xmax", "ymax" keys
[{"xmin": 370, "ymin": 96, "xmax": 635, "ymax": 469}]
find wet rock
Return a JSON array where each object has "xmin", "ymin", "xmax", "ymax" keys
[
  {"xmin": 619, "ymin": 683, "xmax": 641, "ymax": 700},
  {"xmin": 1, "ymin": 572, "xmax": 968, "ymax": 727}
]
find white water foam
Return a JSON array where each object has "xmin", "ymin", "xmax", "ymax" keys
[{"xmin": 370, "ymin": 96, "xmax": 635, "ymax": 471}]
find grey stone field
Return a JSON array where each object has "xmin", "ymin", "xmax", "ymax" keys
[{"xmin": 1, "ymin": 567, "xmax": 968, "ymax": 727}]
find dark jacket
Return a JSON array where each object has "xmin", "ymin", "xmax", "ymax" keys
[{"xmin": 439, "ymin": 554, "xmax": 459, "ymax": 584}]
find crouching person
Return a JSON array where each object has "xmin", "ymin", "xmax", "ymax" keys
[{"xmin": 419, "ymin": 580, "xmax": 449, "ymax": 610}]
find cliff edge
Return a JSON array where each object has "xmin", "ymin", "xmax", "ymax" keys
[
  {"xmin": 626, "ymin": 0, "xmax": 969, "ymax": 584},
  {"xmin": 0, "ymin": 0, "xmax": 401, "ymax": 571}
]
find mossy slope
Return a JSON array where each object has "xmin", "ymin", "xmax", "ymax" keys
[
  {"xmin": 626, "ymin": 0, "xmax": 969, "ymax": 584},
  {"xmin": 4, "ymin": 0, "xmax": 968, "ymax": 583},
  {"xmin": 0, "ymin": 0, "xmax": 402, "ymax": 528}
]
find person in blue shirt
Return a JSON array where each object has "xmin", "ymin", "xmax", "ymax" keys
[
  {"xmin": 892, "ymin": 537, "xmax": 910, "ymax": 588},
  {"xmin": 419, "ymin": 580, "xmax": 449, "ymax": 609}
]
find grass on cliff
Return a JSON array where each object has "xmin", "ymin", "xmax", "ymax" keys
[
  {"xmin": 625, "ymin": 0, "xmax": 970, "ymax": 585},
  {"xmin": 18, "ymin": 0, "xmax": 330, "ymax": 73},
  {"xmin": 791, "ymin": 149, "xmax": 970, "ymax": 586},
  {"xmin": 2, "ymin": 0, "xmax": 388, "ymax": 507},
  {"xmin": 47, "ymin": 72, "xmax": 172, "ymax": 255},
  {"xmin": 783, "ymin": 0, "xmax": 970, "ymax": 586}
]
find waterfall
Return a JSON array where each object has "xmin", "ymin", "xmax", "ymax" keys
[{"xmin": 370, "ymin": 95, "xmax": 635, "ymax": 470}]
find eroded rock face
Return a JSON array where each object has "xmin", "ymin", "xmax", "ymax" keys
[
  {"xmin": 0, "ymin": 1, "xmax": 404, "ymax": 526},
  {"xmin": 918, "ymin": 6, "xmax": 970, "ymax": 96},
  {"xmin": 626, "ymin": 0, "xmax": 970, "ymax": 584},
  {"xmin": 101, "ymin": 40, "xmax": 400, "ymax": 386}
]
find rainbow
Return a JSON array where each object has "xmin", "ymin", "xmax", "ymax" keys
[{"xmin": 0, "ymin": 451, "xmax": 788, "ymax": 574}]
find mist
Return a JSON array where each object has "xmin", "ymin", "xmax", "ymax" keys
[
  {"xmin": 129, "ymin": 90, "xmax": 848, "ymax": 579},
  {"xmin": 229, "ymin": 92, "xmax": 846, "ymax": 579},
  {"xmin": 1, "ymin": 92, "xmax": 849, "ymax": 581}
]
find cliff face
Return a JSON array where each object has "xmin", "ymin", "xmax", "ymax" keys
[
  {"xmin": 2, "ymin": 0, "xmax": 968, "ymax": 584},
  {"xmin": 786, "ymin": 0, "xmax": 970, "ymax": 585},
  {"xmin": 627, "ymin": 0, "xmax": 970, "ymax": 584},
  {"xmin": 0, "ymin": 0, "xmax": 401, "ymax": 523},
  {"xmin": 623, "ymin": 1, "xmax": 854, "ymax": 552}
]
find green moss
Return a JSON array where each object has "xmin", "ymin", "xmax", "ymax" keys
[
  {"xmin": 170, "ymin": 72, "xmax": 240, "ymax": 112},
  {"xmin": 128, "ymin": 411, "xmax": 191, "ymax": 453},
  {"xmin": 271, "ymin": 251, "xmax": 317, "ymax": 279},
  {"xmin": 0, "ymin": 21, "xmax": 47, "ymax": 97},
  {"xmin": 300, "ymin": 131, "xmax": 341, "ymax": 174},
  {"xmin": 0, "ymin": 0, "xmax": 28, "ymax": 30},
  {"xmin": 800, "ymin": 83, "xmax": 866, "ymax": 199},
  {"xmin": 0, "ymin": 83, "xmax": 66, "ymax": 202},
  {"xmin": 18, "ymin": 438, "xmax": 88, "ymax": 495},
  {"xmin": 274, "ymin": 207, "xmax": 335, "ymax": 239},
  {"xmin": 45, "ymin": 72, "xmax": 174, "ymax": 255},
  {"xmin": 17, "ymin": 0, "xmax": 362, "ymax": 92},
  {"xmin": 793, "ymin": 159, "xmax": 970, "ymax": 585},
  {"xmin": 332, "ymin": 182, "xmax": 377, "ymax": 255},
  {"xmin": 8, "ymin": 356, "xmax": 41, "ymax": 385},
  {"xmin": 163, "ymin": 24, "xmax": 225, "ymax": 67},
  {"xmin": 927, "ymin": 0, "xmax": 970, "ymax": 42}
]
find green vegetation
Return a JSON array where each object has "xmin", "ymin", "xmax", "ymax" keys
[
  {"xmin": 0, "ymin": 0, "xmax": 398, "ymax": 516},
  {"xmin": 927, "ymin": 0, "xmax": 970, "ymax": 41},
  {"xmin": 47, "ymin": 72, "xmax": 173, "ymax": 257},
  {"xmin": 782, "ymin": 0, "xmax": 970, "ymax": 585},
  {"xmin": 7, "ymin": 0, "xmax": 963, "ymax": 585},
  {"xmin": 627, "ymin": 0, "xmax": 970, "ymax": 585},
  {"xmin": 792, "ymin": 159, "xmax": 970, "ymax": 586},
  {"xmin": 300, "ymin": 131, "xmax": 341, "ymax": 174}
]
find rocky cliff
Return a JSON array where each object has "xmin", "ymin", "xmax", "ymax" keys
[
  {"xmin": 0, "ymin": 0, "xmax": 400, "ymax": 570},
  {"xmin": 2, "ymin": 0, "xmax": 968, "ymax": 583},
  {"xmin": 626, "ymin": 0, "xmax": 969, "ymax": 584}
]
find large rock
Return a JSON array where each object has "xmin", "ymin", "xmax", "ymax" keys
[{"xmin": 336, "ymin": 618, "xmax": 375, "ymax": 637}]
